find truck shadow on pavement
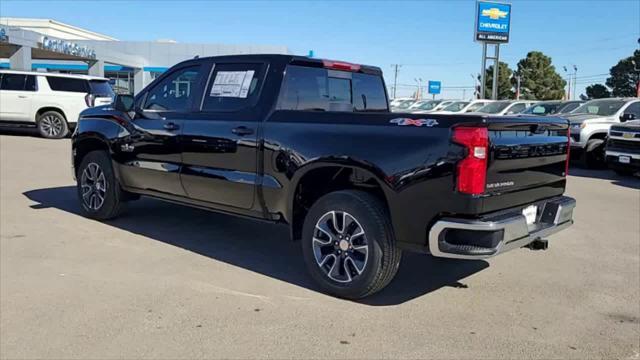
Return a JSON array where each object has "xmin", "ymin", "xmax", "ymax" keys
[{"xmin": 23, "ymin": 186, "xmax": 489, "ymax": 306}]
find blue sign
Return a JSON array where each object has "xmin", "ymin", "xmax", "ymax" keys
[
  {"xmin": 475, "ymin": 1, "xmax": 511, "ymax": 43},
  {"xmin": 428, "ymin": 81, "xmax": 441, "ymax": 95}
]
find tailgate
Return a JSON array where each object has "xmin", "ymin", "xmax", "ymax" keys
[{"xmin": 485, "ymin": 116, "xmax": 569, "ymax": 195}]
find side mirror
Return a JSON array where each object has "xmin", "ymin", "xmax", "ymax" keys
[
  {"xmin": 114, "ymin": 94, "xmax": 135, "ymax": 113},
  {"xmin": 620, "ymin": 113, "xmax": 636, "ymax": 122}
]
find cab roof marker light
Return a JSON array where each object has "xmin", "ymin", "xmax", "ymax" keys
[{"xmin": 322, "ymin": 60, "xmax": 361, "ymax": 72}]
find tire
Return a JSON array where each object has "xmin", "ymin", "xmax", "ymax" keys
[
  {"xmin": 580, "ymin": 138, "xmax": 605, "ymax": 169},
  {"xmin": 37, "ymin": 110, "xmax": 69, "ymax": 139},
  {"xmin": 301, "ymin": 190, "xmax": 402, "ymax": 299},
  {"xmin": 76, "ymin": 150, "xmax": 125, "ymax": 220}
]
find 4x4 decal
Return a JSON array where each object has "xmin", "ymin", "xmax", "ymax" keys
[{"xmin": 389, "ymin": 118, "xmax": 439, "ymax": 127}]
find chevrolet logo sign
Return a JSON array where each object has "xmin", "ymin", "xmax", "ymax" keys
[
  {"xmin": 623, "ymin": 132, "xmax": 635, "ymax": 139},
  {"xmin": 482, "ymin": 7, "xmax": 509, "ymax": 20}
]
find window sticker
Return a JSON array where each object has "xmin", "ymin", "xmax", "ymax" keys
[{"xmin": 210, "ymin": 70, "xmax": 255, "ymax": 98}]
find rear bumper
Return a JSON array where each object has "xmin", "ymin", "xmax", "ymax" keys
[{"xmin": 428, "ymin": 196, "xmax": 576, "ymax": 260}]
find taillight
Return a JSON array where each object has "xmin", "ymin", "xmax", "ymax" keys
[
  {"xmin": 322, "ymin": 60, "xmax": 361, "ymax": 72},
  {"xmin": 85, "ymin": 94, "xmax": 95, "ymax": 107},
  {"xmin": 452, "ymin": 126, "xmax": 489, "ymax": 195},
  {"xmin": 565, "ymin": 128, "xmax": 571, "ymax": 176}
]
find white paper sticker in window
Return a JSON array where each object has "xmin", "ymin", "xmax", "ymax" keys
[{"xmin": 210, "ymin": 70, "xmax": 255, "ymax": 98}]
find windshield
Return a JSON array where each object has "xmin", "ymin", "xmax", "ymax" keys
[
  {"xmin": 415, "ymin": 100, "xmax": 439, "ymax": 110},
  {"xmin": 442, "ymin": 101, "xmax": 469, "ymax": 112},
  {"xmin": 573, "ymin": 100, "xmax": 625, "ymax": 116},
  {"xmin": 557, "ymin": 102, "xmax": 582, "ymax": 114},
  {"xmin": 523, "ymin": 102, "xmax": 561, "ymax": 115},
  {"xmin": 466, "ymin": 102, "xmax": 488, "ymax": 112},
  {"xmin": 89, "ymin": 80, "xmax": 116, "ymax": 98},
  {"xmin": 395, "ymin": 100, "xmax": 415, "ymax": 109},
  {"xmin": 476, "ymin": 101, "xmax": 511, "ymax": 114}
]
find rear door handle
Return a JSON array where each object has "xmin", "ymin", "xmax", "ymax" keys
[
  {"xmin": 231, "ymin": 126, "xmax": 254, "ymax": 136},
  {"xmin": 163, "ymin": 122, "xmax": 180, "ymax": 131}
]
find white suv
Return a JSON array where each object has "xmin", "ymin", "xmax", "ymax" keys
[{"xmin": 0, "ymin": 70, "xmax": 114, "ymax": 138}]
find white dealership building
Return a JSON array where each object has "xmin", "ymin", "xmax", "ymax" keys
[{"xmin": 0, "ymin": 17, "xmax": 289, "ymax": 94}]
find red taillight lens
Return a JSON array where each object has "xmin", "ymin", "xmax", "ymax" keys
[
  {"xmin": 85, "ymin": 94, "xmax": 95, "ymax": 107},
  {"xmin": 322, "ymin": 60, "xmax": 361, "ymax": 72},
  {"xmin": 565, "ymin": 129, "xmax": 571, "ymax": 176},
  {"xmin": 452, "ymin": 127, "xmax": 489, "ymax": 195}
]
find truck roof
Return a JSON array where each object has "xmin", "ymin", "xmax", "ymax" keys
[
  {"xmin": 0, "ymin": 69, "xmax": 109, "ymax": 81},
  {"xmin": 177, "ymin": 54, "xmax": 383, "ymax": 75}
]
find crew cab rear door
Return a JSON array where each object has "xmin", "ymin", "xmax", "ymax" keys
[{"xmin": 178, "ymin": 61, "xmax": 266, "ymax": 210}]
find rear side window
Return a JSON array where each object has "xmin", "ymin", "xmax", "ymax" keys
[
  {"xmin": 202, "ymin": 63, "xmax": 265, "ymax": 112},
  {"xmin": 89, "ymin": 80, "xmax": 115, "ymax": 97},
  {"xmin": 24, "ymin": 75, "xmax": 37, "ymax": 91},
  {"xmin": 1, "ymin": 74, "xmax": 27, "ymax": 90},
  {"xmin": 278, "ymin": 65, "xmax": 388, "ymax": 112},
  {"xmin": 46, "ymin": 76, "xmax": 89, "ymax": 93}
]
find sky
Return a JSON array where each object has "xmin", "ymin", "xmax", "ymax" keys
[{"xmin": 1, "ymin": 0, "xmax": 639, "ymax": 99}]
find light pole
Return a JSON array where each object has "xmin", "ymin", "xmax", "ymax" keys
[
  {"xmin": 414, "ymin": 78, "xmax": 423, "ymax": 100},
  {"xmin": 471, "ymin": 73, "xmax": 479, "ymax": 99},
  {"xmin": 563, "ymin": 66, "xmax": 577, "ymax": 100},
  {"xmin": 572, "ymin": 65, "xmax": 578, "ymax": 100}
]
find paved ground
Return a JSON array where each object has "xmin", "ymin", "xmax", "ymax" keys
[{"xmin": 1, "ymin": 132, "xmax": 639, "ymax": 359}]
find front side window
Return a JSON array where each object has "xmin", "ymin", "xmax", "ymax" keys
[
  {"xmin": 477, "ymin": 101, "xmax": 511, "ymax": 114},
  {"xmin": 202, "ymin": 63, "xmax": 265, "ymax": 112},
  {"xmin": 443, "ymin": 101, "xmax": 469, "ymax": 112},
  {"xmin": 46, "ymin": 77, "xmax": 89, "ymax": 93},
  {"xmin": 1, "ymin": 74, "xmax": 26, "ymax": 90},
  {"xmin": 506, "ymin": 103, "xmax": 526, "ymax": 114},
  {"xmin": 466, "ymin": 102, "xmax": 487, "ymax": 112},
  {"xmin": 144, "ymin": 65, "xmax": 201, "ymax": 111},
  {"xmin": 573, "ymin": 100, "xmax": 625, "ymax": 116}
]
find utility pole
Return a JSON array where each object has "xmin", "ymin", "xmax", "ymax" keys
[
  {"xmin": 572, "ymin": 65, "xmax": 578, "ymax": 101},
  {"xmin": 391, "ymin": 64, "xmax": 401, "ymax": 99},
  {"xmin": 515, "ymin": 75, "xmax": 521, "ymax": 100}
]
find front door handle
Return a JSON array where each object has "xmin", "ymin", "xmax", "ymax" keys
[
  {"xmin": 231, "ymin": 126, "xmax": 254, "ymax": 136},
  {"xmin": 163, "ymin": 122, "xmax": 180, "ymax": 131}
]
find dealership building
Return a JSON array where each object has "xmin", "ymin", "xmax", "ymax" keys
[{"xmin": 0, "ymin": 17, "xmax": 289, "ymax": 94}]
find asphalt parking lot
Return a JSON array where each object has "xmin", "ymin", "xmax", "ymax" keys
[{"xmin": 1, "ymin": 132, "xmax": 639, "ymax": 359}]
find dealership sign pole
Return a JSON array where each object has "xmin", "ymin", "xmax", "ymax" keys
[{"xmin": 475, "ymin": 1, "xmax": 511, "ymax": 100}]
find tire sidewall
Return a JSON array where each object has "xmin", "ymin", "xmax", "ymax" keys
[
  {"xmin": 301, "ymin": 191, "xmax": 386, "ymax": 299},
  {"xmin": 76, "ymin": 151, "xmax": 120, "ymax": 219},
  {"xmin": 37, "ymin": 111, "xmax": 69, "ymax": 139}
]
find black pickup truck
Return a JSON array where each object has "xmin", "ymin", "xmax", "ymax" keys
[{"xmin": 71, "ymin": 55, "xmax": 576, "ymax": 299}]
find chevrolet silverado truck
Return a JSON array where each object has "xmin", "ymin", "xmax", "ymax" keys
[
  {"xmin": 565, "ymin": 98, "xmax": 640, "ymax": 168},
  {"xmin": 71, "ymin": 55, "xmax": 576, "ymax": 299},
  {"xmin": 605, "ymin": 120, "xmax": 640, "ymax": 175}
]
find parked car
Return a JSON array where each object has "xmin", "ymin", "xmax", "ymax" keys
[
  {"xmin": 433, "ymin": 99, "xmax": 494, "ymax": 114},
  {"xmin": 605, "ymin": 120, "xmax": 640, "ymax": 175},
  {"xmin": 406, "ymin": 99, "xmax": 441, "ymax": 113},
  {"xmin": 72, "ymin": 54, "xmax": 575, "ymax": 299},
  {"xmin": 473, "ymin": 100, "xmax": 536, "ymax": 116},
  {"xmin": 412, "ymin": 100, "xmax": 455, "ymax": 114},
  {"xmin": 565, "ymin": 98, "xmax": 640, "ymax": 168},
  {"xmin": 390, "ymin": 98, "xmax": 416, "ymax": 112},
  {"xmin": 0, "ymin": 70, "xmax": 114, "ymax": 138},
  {"xmin": 522, "ymin": 100, "xmax": 584, "ymax": 116},
  {"xmin": 389, "ymin": 97, "xmax": 414, "ymax": 108}
]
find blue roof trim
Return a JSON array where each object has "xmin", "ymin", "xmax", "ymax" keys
[{"xmin": 143, "ymin": 67, "xmax": 168, "ymax": 73}]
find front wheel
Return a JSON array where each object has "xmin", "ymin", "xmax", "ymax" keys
[
  {"xmin": 301, "ymin": 190, "xmax": 402, "ymax": 299},
  {"xmin": 76, "ymin": 150, "xmax": 125, "ymax": 220},
  {"xmin": 37, "ymin": 111, "xmax": 69, "ymax": 139},
  {"xmin": 580, "ymin": 139, "xmax": 605, "ymax": 169}
]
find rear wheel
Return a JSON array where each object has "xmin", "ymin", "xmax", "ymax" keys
[
  {"xmin": 301, "ymin": 190, "xmax": 402, "ymax": 299},
  {"xmin": 37, "ymin": 111, "xmax": 69, "ymax": 139},
  {"xmin": 76, "ymin": 150, "xmax": 125, "ymax": 220}
]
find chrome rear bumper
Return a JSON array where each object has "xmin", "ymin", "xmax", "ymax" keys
[{"xmin": 428, "ymin": 196, "xmax": 576, "ymax": 260}]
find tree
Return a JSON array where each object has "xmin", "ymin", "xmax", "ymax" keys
[
  {"xmin": 514, "ymin": 51, "xmax": 566, "ymax": 100},
  {"xmin": 605, "ymin": 49, "xmax": 640, "ymax": 97},
  {"xmin": 479, "ymin": 61, "xmax": 514, "ymax": 99},
  {"xmin": 584, "ymin": 84, "xmax": 611, "ymax": 99}
]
